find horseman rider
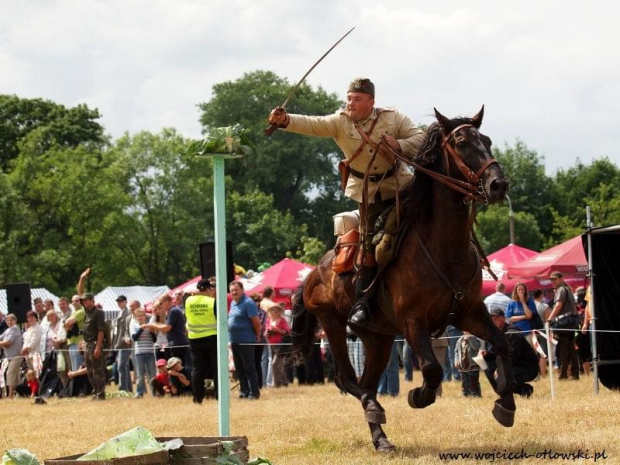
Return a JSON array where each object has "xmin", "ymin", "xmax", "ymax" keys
[{"xmin": 269, "ymin": 78, "xmax": 424, "ymax": 326}]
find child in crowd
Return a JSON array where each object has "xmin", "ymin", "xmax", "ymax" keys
[
  {"xmin": 454, "ymin": 331, "xmax": 483, "ymax": 397},
  {"xmin": 26, "ymin": 370, "xmax": 39, "ymax": 397},
  {"xmin": 166, "ymin": 357, "xmax": 191, "ymax": 396},
  {"xmin": 151, "ymin": 359, "xmax": 170, "ymax": 396},
  {"xmin": 265, "ymin": 305, "xmax": 291, "ymax": 388},
  {"xmin": 131, "ymin": 308, "xmax": 157, "ymax": 397}
]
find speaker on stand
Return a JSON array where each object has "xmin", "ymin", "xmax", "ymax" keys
[
  {"xmin": 199, "ymin": 241, "xmax": 235, "ymax": 286},
  {"xmin": 6, "ymin": 282, "xmax": 32, "ymax": 324}
]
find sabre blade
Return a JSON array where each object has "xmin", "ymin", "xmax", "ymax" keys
[
  {"xmin": 281, "ymin": 26, "xmax": 355, "ymax": 108},
  {"xmin": 265, "ymin": 26, "xmax": 356, "ymax": 136}
]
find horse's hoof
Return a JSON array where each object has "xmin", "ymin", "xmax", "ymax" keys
[
  {"xmin": 408, "ymin": 388, "xmax": 420, "ymax": 408},
  {"xmin": 365, "ymin": 409, "xmax": 387, "ymax": 424},
  {"xmin": 408, "ymin": 387, "xmax": 435, "ymax": 409},
  {"xmin": 492, "ymin": 400, "xmax": 515, "ymax": 427},
  {"xmin": 375, "ymin": 438, "xmax": 396, "ymax": 453}
]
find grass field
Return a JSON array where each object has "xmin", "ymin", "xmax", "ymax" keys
[{"xmin": 1, "ymin": 372, "xmax": 618, "ymax": 465}]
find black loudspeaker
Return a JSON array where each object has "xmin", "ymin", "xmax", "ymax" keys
[
  {"xmin": 199, "ymin": 241, "xmax": 235, "ymax": 286},
  {"xmin": 6, "ymin": 282, "xmax": 31, "ymax": 324}
]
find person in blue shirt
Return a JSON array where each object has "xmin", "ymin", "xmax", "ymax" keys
[
  {"xmin": 505, "ymin": 283, "xmax": 537, "ymax": 346},
  {"xmin": 228, "ymin": 281, "xmax": 262, "ymax": 400},
  {"xmin": 146, "ymin": 294, "xmax": 190, "ymax": 368}
]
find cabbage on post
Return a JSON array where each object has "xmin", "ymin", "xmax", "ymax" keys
[{"xmin": 188, "ymin": 125, "xmax": 255, "ymax": 157}]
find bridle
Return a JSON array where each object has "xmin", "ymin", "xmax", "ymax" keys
[
  {"xmin": 384, "ymin": 123, "xmax": 499, "ymax": 204},
  {"xmin": 379, "ymin": 123, "xmax": 501, "ymax": 284}
]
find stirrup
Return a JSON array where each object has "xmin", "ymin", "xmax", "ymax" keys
[{"xmin": 349, "ymin": 300, "xmax": 371, "ymax": 326}]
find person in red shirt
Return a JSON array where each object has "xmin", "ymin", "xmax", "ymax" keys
[
  {"xmin": 265, "ymin": 306, "xmax": 291, "ymax": 388},
  {"xmin": 151, "ymin": 359, "xmax": 170, "ymax": 396},
  {"xmin": 26, "ymin": 370, "xmax": 39, "ymax": 397}
]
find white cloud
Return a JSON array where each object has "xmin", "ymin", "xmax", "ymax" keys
[{"xmin": 1, "ymin": 0, "xmax": 619, "ymax": 173}]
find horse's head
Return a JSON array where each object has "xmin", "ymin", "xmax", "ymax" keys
[{"xmin": 434, "ymin": 106, "xmax": 509, "ymax": 204}]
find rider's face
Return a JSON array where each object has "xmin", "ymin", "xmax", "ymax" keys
[{"xmin": 346, "ymin": 92, "xmax": 374, "ymax": 122}]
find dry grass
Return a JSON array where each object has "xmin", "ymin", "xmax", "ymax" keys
[{"xmin": 1, "ymin": 373, "xmax": 618, "ymax": 465}]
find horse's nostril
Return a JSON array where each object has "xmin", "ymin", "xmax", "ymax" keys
[{"xmin": 490, "ymin": 179, "xmax": 508, "ymax": 196}]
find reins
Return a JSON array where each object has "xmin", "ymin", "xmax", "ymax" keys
[
  {"xmin": 383, "ymin": 124, "xmax": 498, "ymax": 205},
  {"xmin": 381, "ymin": 123, "xmax": 501, "ymax": 317},
  {"xmin": 356, "ymin": 121, "xmax": 500, "ymax": 302}
]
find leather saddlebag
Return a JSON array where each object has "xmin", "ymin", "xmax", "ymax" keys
[{"xmin": 332, "ymin": 228, "xmax": 359, "ymax": 274}]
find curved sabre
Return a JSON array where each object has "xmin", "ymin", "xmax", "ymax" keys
[{"xmin": 265, "ymin": 26, "xmax": 356, "ymax": 136}]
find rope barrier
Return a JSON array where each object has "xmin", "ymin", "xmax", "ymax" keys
[{"xmin": 0, "ymin": 328, "xmax": 616, "ymax": 363}]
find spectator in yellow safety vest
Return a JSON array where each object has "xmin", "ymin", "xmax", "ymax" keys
[{"xmin": 184, "ymin": 278, "xmax": 217, "ymax": 403}]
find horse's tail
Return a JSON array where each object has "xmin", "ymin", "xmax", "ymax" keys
[{"xmin": 289, "ymin": 283, "xmax": 318, "ymax": 366}]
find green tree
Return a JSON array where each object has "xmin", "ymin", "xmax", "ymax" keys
[
  {"xmin": 198, "ymin": 70, "xmax": 348, "ymax": 244},
  {"xmin": 0, "ymin": 171, "xmax": 29, "ymax": 284},
  {"xmin": 6, "ymin": 129, "xmax": 121, "ymax": 294},
  {"xmin": 290, "ymin": 236, "xmax": 327, "ymax": 265},
  {"xmin": 552, "ymin": 158, "xmax": 620, "ymax": 234},
  {"xmin": 493, "ymin": 140, "xmax": 556, "ymax": 239},
  {"xmin": 548, "ymin": 208, "xmax": 583, "ymax": 244},
  {"xmin": 585, "ymin": 182, "xmax": 620, "ymax": 226},
  {"xmin": 0, "ymin": 95, "xmax": 106, "ymax": 171},
  {"xmin": 226, "ymin": 189, "xmax": 309, "ymax": 269},
  {"xmin": 102, "ymin": 129, "xmax": 215, "ymax": 286},
  {"xmin": 475, "ymin": 205, "xmax": 544, "ymax": 253}
]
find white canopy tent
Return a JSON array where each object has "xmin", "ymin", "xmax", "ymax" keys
[{"xmin": 95, "ymin": 285, "xmax": 169, "ymax": 321}]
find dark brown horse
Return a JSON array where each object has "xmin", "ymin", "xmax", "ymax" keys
[{"xmin": 291, "ymin": 107, "xmax": 514, "ymax": 452}]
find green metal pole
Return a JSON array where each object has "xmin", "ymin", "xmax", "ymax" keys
[{"xmin": 213, "ymin": 156, "xmax": 230, "ymax": 435}]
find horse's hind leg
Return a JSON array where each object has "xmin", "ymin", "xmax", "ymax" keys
[
  {"xmin": 460, "ymin": 301, "xmax": 516, "ymax": 427},
  {"xmin": 404, "ymin": 319, "xmax": 442, "ymax": 409}
]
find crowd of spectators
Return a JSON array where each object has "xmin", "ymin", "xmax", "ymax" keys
[
  {"xmin": 1, "ymin": 269, "xmax": 592, "ymax": 402},
  {"xmin": 0, "ymin": 274, "xmax": 325, "ymax": 401}
]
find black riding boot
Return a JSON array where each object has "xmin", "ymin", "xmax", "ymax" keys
[{"xmin": 349, "ymin": 265, "xmax": 377, "ymax": 326}]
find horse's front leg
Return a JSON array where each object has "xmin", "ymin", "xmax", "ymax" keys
[
  {"xmin": 355, "ymin": 330, "xmax": 396, "ymax": 452},
  {"xmin": 404, "ymin": 318, "xmax": 442, "ymax": 409},
  {"xmin": 460, "ymin": 302, "xmax": 516, "ymax": 427}
]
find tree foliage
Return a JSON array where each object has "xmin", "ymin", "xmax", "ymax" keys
[
  {"xmin": 226, "ymin": 189, "xmax": 308, "ymax": 268},
  {"xmin": 198, "ymin": 70, "xmax": 351, "ymax": 244},
  {"xmin": 2, "ymin": 81, "xmax": 620, "ymax": 297},
  {"xmin": 492, "ymin": 140, "xmax": 555, "ymax": 239},
  {"xmin": 475, "ymin": 205, "xmax": 544, "ymax": 253},
  {"xmin": 0, "ymin": 94, "xmax": 106, "ymax": 171},
  {"xmin": 100, "ymin": 129, "xmax": 214, "ymax": 286},
  {"xmin": 553, "ymin": 158, "xmax": 620, "ymax": 231}
]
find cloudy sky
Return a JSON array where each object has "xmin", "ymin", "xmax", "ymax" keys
[{"xmin": 2, "ymin": 0, "xmax": 619, "ymax": 174}]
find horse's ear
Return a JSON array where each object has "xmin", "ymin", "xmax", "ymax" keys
[
  {"xmin": 471, "ymin": 105, "xmax": 484, "ymax": 128},
  {"xmin": 434, "ymin": 108, "xmax": 451, "ymax": 132}
]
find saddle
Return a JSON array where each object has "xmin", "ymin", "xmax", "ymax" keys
[{"xmin": 331, "ymin": 206, "xmax": 402, "ymax": 274}]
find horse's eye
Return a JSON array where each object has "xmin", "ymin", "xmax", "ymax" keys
[{"xmin": 455, "ymin": 140, "xmax": 467, "ymax": 148}]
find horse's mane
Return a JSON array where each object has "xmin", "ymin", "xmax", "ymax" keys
[{"xmin": 400, "ymin": 116, "xmax": 476, "ymax": 222}]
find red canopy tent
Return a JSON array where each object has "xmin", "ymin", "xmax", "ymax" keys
[
  {"xmin": 482, "ymin": 244, "xmax": 543, "ymax": 296},
  {"xmin": 240, "ymin": 258, "xmax": 315, "ymax": 308},
  {"xmin": 152, "ymin": 258, "xmax": 315, "ymax": 311},
  {"xmin": 507, "ymin": 235, "xmax": 589, "ymax": 279},
  {"xmin": 169, "ymin": 275, "xmax": 202, "ymax": 295}
]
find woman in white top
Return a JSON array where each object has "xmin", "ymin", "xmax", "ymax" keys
[
  {"xmin": 41, "ymin": 309, "xmax": 61, "ymax": 361},
  {"xmin": 21, "ymin": 311, "xmax": 43, "ymax": 377},
  {"xmin": 150, "ymin": 303, "xmax": 168, "ymax": 359}
]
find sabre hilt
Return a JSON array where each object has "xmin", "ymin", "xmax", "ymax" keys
[
  {"xmin": 264, "ymin": 123, "xmax": 279, "ymax": 136},
  {"xmin": 264, "ymin": 106, "xmax": 288, "ymax": 136}
]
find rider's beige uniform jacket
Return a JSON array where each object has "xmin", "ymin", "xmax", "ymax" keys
[{"xmin": 284, "ymin": 107, "xmax": 424, "ymax": 203}]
